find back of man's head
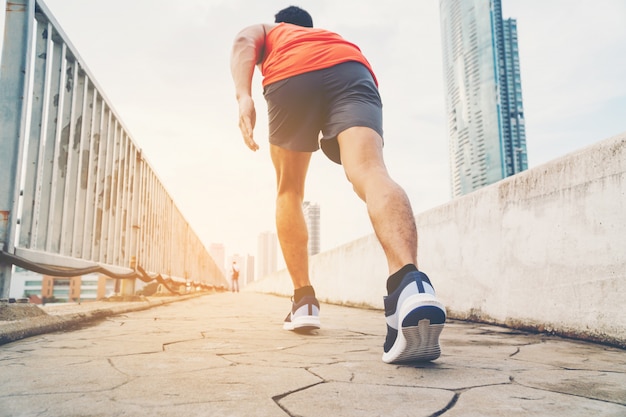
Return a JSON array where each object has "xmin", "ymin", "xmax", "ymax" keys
[{"xmin": 274, "ymin": 6, "xmax": 313, "ymax": 28}]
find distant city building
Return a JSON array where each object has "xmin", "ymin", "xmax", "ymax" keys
[
  {"xmin": 440, "ymin": 0, "xmax": 528, "ymax": 197},
  {"xmin": 303, "ymin": 201, "xmax": 320, "ymax": 255},
  {"xmin": 245, "ymin": 254, "xmax": 254, "ymax": 285},
  {"xmin": 208, "ymin": 243, "xmax": 226, "ymax": 275},
  {"xmin": 257, "ymin": 231, "xmax": 277, "ymax": 279}
]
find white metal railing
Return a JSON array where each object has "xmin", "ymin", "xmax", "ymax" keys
[{"xmin": 0, "ymin": 0, "xmax": 227, "ymax": 297}]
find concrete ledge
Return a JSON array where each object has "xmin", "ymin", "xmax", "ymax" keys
[{"xmin": 248, "ymin": 132, "xmax": 626, "ymax": 348}]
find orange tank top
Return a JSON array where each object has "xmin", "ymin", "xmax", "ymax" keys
[{"xmin": 261, "ymin": 23, "xmax": 378, "ymax": 87}]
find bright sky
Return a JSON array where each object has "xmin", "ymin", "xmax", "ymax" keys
[{"xmin": 3, "ymin": 0, "xmax": 626, "ymax": 262}]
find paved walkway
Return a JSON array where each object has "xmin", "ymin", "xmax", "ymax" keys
[{"xmin": 0, "ymin": 292, "xmax": 624, "ymax": 417}]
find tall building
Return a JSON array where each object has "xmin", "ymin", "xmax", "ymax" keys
[
  {"xmin": 257, "ymin": 231, "xmax": 277, "ymax": 279},
  {"xmin": 302, "ymin": 201, "xmax": 320, "ymax": 255},
  {"xmin": 244, "ymin": 254, "xmax": 255, "ymax": 285},
  {"xmin": 439, "ymin": 0, "xmax": 528, "ymax": 197}
]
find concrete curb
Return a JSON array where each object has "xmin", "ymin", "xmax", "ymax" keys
[{"xmin": 0, "ymin": 293, "xmax": 205, "ymax": 346}]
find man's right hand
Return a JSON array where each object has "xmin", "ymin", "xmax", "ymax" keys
[{"xmin": 237, "ymin": 95, "xmax": 260, "ymax": 151}]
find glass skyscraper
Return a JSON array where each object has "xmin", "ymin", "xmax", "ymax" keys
[
  {"xmin": 302, "ymin": 201, "xmax": 320, "ymax": 256},
  {"xmin": 440, "ymin": 0, "xmax": 528, "ymax": 197},
  {"xmin": 256, "ymin": 231, "xmax": 277, "ymax": 279}
]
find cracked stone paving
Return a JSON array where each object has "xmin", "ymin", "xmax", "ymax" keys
[{"xmin": 0, "ymin": 292, "xmax": 624, "ymax": 416}]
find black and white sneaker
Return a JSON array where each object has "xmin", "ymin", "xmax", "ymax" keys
[
  {"xmin": 283, "ymin": 295, "xmax": 320, "ymax": 332},
  {"xmin": 382, "ymin": 271, "xmax": 446, "ymax": 363}
]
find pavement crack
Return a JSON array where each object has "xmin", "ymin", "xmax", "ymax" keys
[
  {"xmin": 162, "ymin": 337, "xmax": 204, "ymax": 351},
  {"xmin": 305, "ymin": 367, "xmax": 327, "ymax": 382},
  {"xmin": 107, "ymin": 357, "xmax": 129, "ymax": 377},
  {"xmin": 427, "ymin": 391, "xmax": 460, "ymax": 417},
  {"xmin": 347, "ymin": 330, "xmax": 377, "ymax": 337},
  {"xmin": 428, "ymin": 383, "xmax": 513, "ymax": 417},
  {"xmin": 512, "ymin": 380, "xmax": 625, "ymax": 406},
  {"xmin": 272, "ymin": 381, "xmax": 326, "ymax": 417}
]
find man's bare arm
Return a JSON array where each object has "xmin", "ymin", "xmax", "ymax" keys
[
  {"xmin": 230, "ymin": 24, "xmax": 267, "ymax": 100},
  {"xmin": 230, "ymin": 24, "xmax": 270, "ymax": 151}
]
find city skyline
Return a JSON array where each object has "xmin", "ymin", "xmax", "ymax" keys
[
  {"xmin": 15, "ymin": 0, "xmax": 626, "ymax": 258},
  {"xmin": 440, "ymin": 0, "xmax": 528, "ymax": 197}
]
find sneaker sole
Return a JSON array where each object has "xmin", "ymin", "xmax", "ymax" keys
[
  {"xmin": 284, "ymin": 315, "xmax": 320, "ymax": 332},
  {"xmin": 382, "ymin": 294, "xmax": 446, "ymax": 363}
]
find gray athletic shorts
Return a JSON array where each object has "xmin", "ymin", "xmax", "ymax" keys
[{"xmin": 263, "ymin": 61, "xmax": 383, "ymax": 165}]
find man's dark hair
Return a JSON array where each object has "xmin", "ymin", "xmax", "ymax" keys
[{"xmin": 274, "ymin": 6, "xmax": 313, "ymax": 28}]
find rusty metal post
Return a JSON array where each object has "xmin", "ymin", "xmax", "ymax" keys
[
  {"xmin": 0, "ymin": 0, "xmax": 34, "ymax": 298},
  {"xmin": 119, "ymin": 278, "xmax": 135, "ymax": 297}
]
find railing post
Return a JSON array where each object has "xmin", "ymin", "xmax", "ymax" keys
[{"xmin": 0, "ymin": 0, "xmax": 34, "ymax": 298}]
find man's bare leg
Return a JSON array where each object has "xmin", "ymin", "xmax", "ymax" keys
[
  {"xmin": 338, "ymin": 126, "xmax": 445, "ymax": 363},
  {"xmin": 337, "ymin": 127, "xmax": 418, "ymax": 275},
  {"xmin": 270, "ymin": 144, "xmax": 313, "ymax": 289},
  {"xmin": 271, "ymin": 145, "xmax": 320, "ymax": 332}
]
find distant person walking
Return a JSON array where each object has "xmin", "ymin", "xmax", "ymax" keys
[
  {"xmin": 231, "ymin": 261, "xmax": 240, "ymax": 293},
  {"xmin": 230, "ymin": 6, "xmax": 446, "ymax": 363}
]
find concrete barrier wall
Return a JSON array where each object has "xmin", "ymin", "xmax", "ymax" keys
[{"xmin": 247, "ymin": 132, "xmax": 626, "ymax": 347}]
